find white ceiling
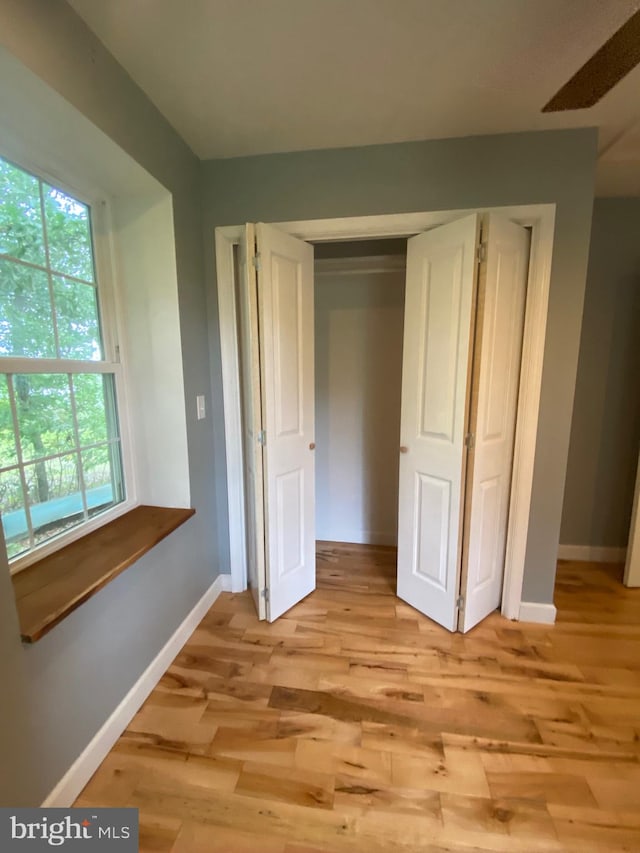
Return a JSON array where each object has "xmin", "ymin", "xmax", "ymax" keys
[{"xmin": 68, "ymin": 0, "xmax": 640, "ymax": 195}]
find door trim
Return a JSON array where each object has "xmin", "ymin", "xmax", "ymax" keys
[
  {"xmin": 215, "ymin": 228, "xmax": 246, "ymax": 593},
  {"xmin": 215, "ymin": 204, "xmax": 556, "ymax": 620},
  {"xmin": 623, "ymin": 451, "xmax": 640, "ymax": 587}
]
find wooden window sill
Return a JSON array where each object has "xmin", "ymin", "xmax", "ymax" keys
[{"xmin": 12, "ymin": 505, "xmax": 195, "ymax": 643}]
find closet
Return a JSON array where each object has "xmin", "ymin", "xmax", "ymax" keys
[
  {"xmin": 314, "ymin": 241, "xmax": 406, "ymax": 548},
  {"xmin": 236, "ymin": 214, "xmax": 529, "ymax": 632}
]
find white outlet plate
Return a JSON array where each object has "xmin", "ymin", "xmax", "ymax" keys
[{"xmin": 196, "ymin": 395, "xmax": 206, "ymax": 420}]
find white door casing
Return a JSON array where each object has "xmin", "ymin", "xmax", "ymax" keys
[
  {"xmin": 256, "ymin": 222, "xmax": 316, "ymax": 620},
  {"xmin": 624, "ymin": 452, "xmax": 640, "ymax": 587},
  {"xmin": 397, "ymin": 214, "xmax": 481, "ymax": 631},
  {"xmin": 216, "ymin": 205, "xmax": 556, "ymax": 622},
  {"xmin": 460, "ymin": 215, "xmax": 530, "ymax": 632},
  {"xmin": 238, "ymin": 224, "xmax": 267, "ymax": 618}
]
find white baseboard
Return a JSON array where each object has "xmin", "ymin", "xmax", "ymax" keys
[
  {"xmin": 558, "ymin": 544, "xmax": 627, "ymax": 563},
  {"xmin": 519, "ymin": 601, "xmax": 557, "ymax": 624},
  {"xmin": 42, "ymin": 573, "xmax": 229, "ymax": 807},
  {"xmin": 220, "ymin": 573, "xmax": 233, "ymax": 592}
]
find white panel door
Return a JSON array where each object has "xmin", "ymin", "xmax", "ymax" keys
[
  {"xmin": 238, "ymin": 224, "xmax": 266, "ymax": 619},
  {"xmin": 460, "ymin": 215, "xmax": 529, "ymax": 632},
  {"xmin": 397, "ymin": 214, "xmax": 480, "ymax": 631},
  {"xmin": 256, "ymin": 222, "xmax": 315, "ymax": 621}
]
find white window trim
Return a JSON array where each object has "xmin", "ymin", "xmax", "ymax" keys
[
  {"xmin": 1, "ymin": 154, "xmax": 138, "ymax": 574},
  {"xmin": 215, "ymin": 205, "xmax": 556, "ymax": 617},
  {"xmin": 0, "ymin": 49, "xmax": 192, "ymax": 571}
]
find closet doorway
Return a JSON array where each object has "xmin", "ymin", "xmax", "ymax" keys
[
  {"xmin": 314, "ymin": 239, "xmax": 406, "ymax": 555},
  {"xmin": 216, "ymin": 205, "xmax": 555, "ymax": 631}
]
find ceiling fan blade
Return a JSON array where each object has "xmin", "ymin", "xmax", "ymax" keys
[{"xmin": 543, "ymin": 9, "xmax": 640, "ymax": 111}]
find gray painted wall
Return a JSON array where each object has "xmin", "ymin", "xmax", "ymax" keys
[
  {"xmin": 561, "ymin": 198, "xmax": 640, "ymax": 549},
  {"xmin": 202, "ymin": 129, "xmax": 598, "ymax": 605},
  {"xmin": 315, "ymin": 266, "xmax": 405, "ymax": 544},
  {"xmin": 0, "ymin": 0, "xmax": 219, "ymax": 806}
]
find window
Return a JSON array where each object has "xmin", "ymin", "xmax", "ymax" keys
[{"xmin": 0, "ymin": 155, "xmax": 126, "ymax": 567}]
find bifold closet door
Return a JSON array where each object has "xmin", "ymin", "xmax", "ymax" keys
[
  {"xmin": 396, "ymin": 214, "xmax": 480, "ymax": 631},
  {"xmin": 459, "ymin": 215, "xmax": 529, "ymax": 632},
  {"xmin": 242, "ymin": 213, "xmax": 527, "ymax": 629},
  {"xmin": 238, "ymin": 223, "xmax": 267, "ymax": 619},
  {"xmin": 255, "ymin": 223, "xmax": 315, "ymax": 621}
]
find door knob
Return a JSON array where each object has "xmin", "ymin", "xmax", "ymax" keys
[
  {"xmin": 400, "ymin": 445, "xmax": 408, "ymax": 454},
  {"xmin": 309, "ymin": 442, "xmax": 316, "ymax": 450}
]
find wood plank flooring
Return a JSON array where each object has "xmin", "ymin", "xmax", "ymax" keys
[{"xmin": 75, "ymin": 545, "xmax": 640, "ymax": 852}]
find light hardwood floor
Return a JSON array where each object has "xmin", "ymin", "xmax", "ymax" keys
[{"xmin": 76, "ymin": 544, "xmax": 640, "ymax": 852}]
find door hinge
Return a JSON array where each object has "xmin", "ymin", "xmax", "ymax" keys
[
  {"xmin": 464, "ymin": 432, "xmax": 475, "ymax": 449},
  {"xmin": 261, "ymin": 588, "xmax": 269, "ymax": 603},
  {"xmin": 476, "ymin": 242, "xmax": 487, "ymax": 264},
  {"xmin": 252, "ymin": 253, "xmax": 262, "ymax": 271},
  {"xmin": 457, "ymin": 595, "xmax": 465, "ymax": 610},
  {"xmin": 257, "ymin": 430, "xmax": 266, "ymax": 446}
]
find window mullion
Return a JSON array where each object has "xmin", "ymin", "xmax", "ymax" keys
[
  {"xmin": 0, "ymin": 254, "xmax": 96, "ymax": 289},
  {"xmin": 68, "ymin": 375, "xmax": 89, "ymax": 522},
  {"xmin": 0, "ymin": 359, "xmax": 119, "ymax": 375},
  {"xmin": 38, "ymin": 181, "xmax": 62, "ymax": 359},
  {"xmin": 0, "ymin": 438, "xmax": 121, "ymax": 476},
  {"xmin": 6, "ymin": 375, "xmax": 35, "ymax": 551}
]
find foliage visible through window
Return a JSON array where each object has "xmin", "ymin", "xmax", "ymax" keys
[{"xmin": 0, "ymin": 156, "xmax": 125, "ymax": 562}]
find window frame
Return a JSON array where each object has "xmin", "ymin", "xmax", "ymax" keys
[{"xmin": 0, "ymin": 151, "xmax": 136, "ymax": 575}]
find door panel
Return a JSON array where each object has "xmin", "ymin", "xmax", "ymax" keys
[
  {"xmin": 418, "ymin": 248, "xmax": 466, "ymax": 442},
  {"xmin": 460, "ymin": 215, "xmax": 529, "ymax": 632},
  {"xmin": 414, "ymin": 473, "xmax": 451, "ymax": 588},
  {"xmin": 276, "ymin": 468, "xmax": 304, "ymax": 575},
  {"xmin": 397, "ymin": 214, "xmax": 480, "ymax": 631},
  {"xmin": 272, "ymin": 253, "xmax": 303, "ymax": 437},
  {"xmin": 238, "ymin": 224, "xmax": 266, "ymax": 619},
  {"xmin": 256, "ymin": 223, "xmax": 315, "ymax": 621}
]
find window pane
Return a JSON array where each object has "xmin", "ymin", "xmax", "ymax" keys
[
  {"xmin": 2, "ymin": 373, "xmax": 124, "ymax": 558},
  {"xmin": 0, "ymin": 467, "xmax": 29, "ymax": 558},
  {"xmin": 82, "ymin": 443, "xmax": 124, "ymax": 518},
  {"xmin": 73, "ymin": 374, "xmax": 114, "ymax": 445},
  {"xmin": 0, "ymin": 157, "xmax": 46, "ymax": 265},
  {"xmin": 44, "ymin": 185, "xmax": 94, "ymax": 282},
  {"xmin": 0, "ymin": 259, "xmax": 56, "ymax": 357},
  {"xmin": 6, "ymin": 532, "xmax": 30, "ymax": 560},
  {"xmin": 0, "ymin": 375, "xmax": 18, "ymax": 469},
  {"xmin": 14, "ymin": 374, "xmax": 74, "ymax": 463},
  {"xmin": 53, "ymin": 276, "xmax": 102, "ymax": 360},
  {"xmin": 25, "ymin": 453, "xmax": 85, "ymax": 546}
]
